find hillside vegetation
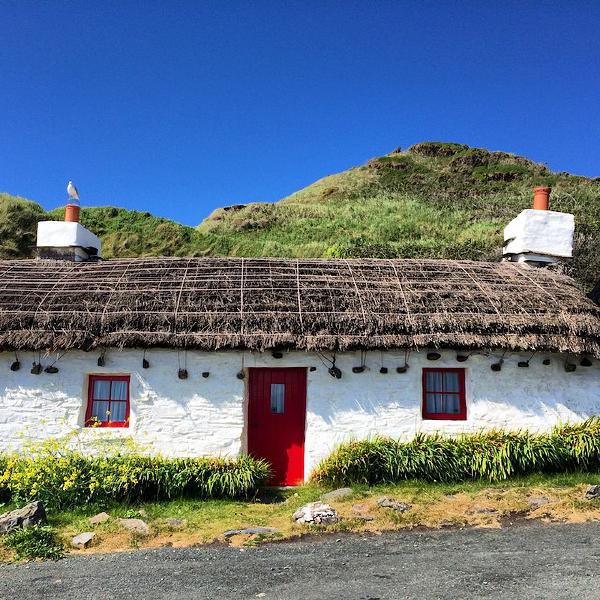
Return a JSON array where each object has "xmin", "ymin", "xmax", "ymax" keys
[{"xmin": 2, "ymin": 142, "xmax": 599, "ymax": 292}]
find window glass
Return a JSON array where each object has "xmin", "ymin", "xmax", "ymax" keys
[
  {"xmin": 93, "ymin": 379, "xmax": 111, "ymax": 400},
  {"xmin": 270, "ymin": 383, "xmax": 285, "ymax": 414},
  {"xmin": 111, "ymin": 380, "xmax": 128, "ymax": 401},
  {"xmin": 426, "ymin": 370, "xmax": 442, "ymax": 393},
  {"xmin": 91, "ymin": 400, "xmax": 110, "ymax": 421},
  {"xmin": 443, "ymin": 371, "xmax": 460, "ymax": 393},
  {"xmin": 426, "ymin": 392, "xmax": 443, "ymax": 413},
  {"xmin": 87, "ymin": 376, "xmax": 130, "ymax": 427},
  {"xmin": 444, "ymin": 394, "xmax": 461, "ymax": 414},
  {"xmin": 422, "ymin": 369, "xmax": 465, "ymax": 420},
  {"xmin": 110, "ymin": 401, "xmax": 127, "ymax": 422}
]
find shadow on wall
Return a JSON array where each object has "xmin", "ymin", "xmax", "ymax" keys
[
  {"xmin": 128, "ymin": 358, "xmax": 245, "ymax": 456},
  {"xmin": 306, "ymin": 350, "xmax": 600, "ymax": 436},
  {"xmin": 0, "ymin": 350, "xmax": 247, "ymax": 457}
]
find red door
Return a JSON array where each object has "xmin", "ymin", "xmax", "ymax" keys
[{"xmin": 248, "ymin": 368, "xmax": 307, "ymax": 486}]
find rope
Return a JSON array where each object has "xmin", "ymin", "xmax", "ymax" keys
[
  {"xmin": 31, "ymin": 262, "xmax": 81, "ymax": 322},
  {"xmin": 0, "ymin": 257, "xmax": 595, "ymax": 357},
  {"xmin": 172, "ymin": 259, "xmax": 191, "ymax": 334},
  {"xmin": 455, "ymin": 262, "xmax": 503, "ymax": 319},
  {"xmin": 344, "ymin": 259, "xmax": 367, "ymax": 324},
  {"xmin": 296, "ymin": 259, "xmax": 304, "ymax": 332},
  {"xmin": 240, "ymin": 258, "xmax": 245, "ymax": 335},
  {"xmin": 100, "ymin": 262, "xmax": 133, "ymax": 327},
  {"xmin": 389, "ymin": 259, "xmax": 415, "ymax": 330},
  {"xmin": 0, "ymin": 263, "xmax": 20, "ymax": 293},
  {"xmin": 510, "ymin": 264, "xmax": 562, "ymax": 307}
]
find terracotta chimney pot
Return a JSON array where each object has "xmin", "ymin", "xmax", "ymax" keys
[
  {"xmin": 533, "ymin": 186, "xmax": 551, "ymax": 211},
  {"xmin": 65, "ymin": 204, "xmax": 81, "ymax": 223}
]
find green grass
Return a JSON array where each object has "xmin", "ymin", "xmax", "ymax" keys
[
  {"xmin": 2, "ymin": 471, "xmax": 599, "ymax": 561},
  {"xmin": 0, "ymin": 444, "xmax": 271, "ymax": 510},
  {"xmin": 0, "ymin": 193, "xmax": 46, "ymax": 258},
  {"xmin": 3, "ymin": 141, "xmax": 600, "ymax": 291},
  {"xmin": 15, "ymin": 472, "xmax": 594, "ymax": 534},
  {"xmin": 200, "ymin": 194, "xmax": 502, "ymax": 260},
  {"xmin": 313, "ymin": 420, "xmax": 600, "ymax": 485},
  {"xmin": 2, "ymin": 525, "xmax": 64, "ymax": 561}
]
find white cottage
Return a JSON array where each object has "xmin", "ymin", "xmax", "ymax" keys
[{"xmin": 0, "ymin": 188, "xmax": 599, "ymax": 484}]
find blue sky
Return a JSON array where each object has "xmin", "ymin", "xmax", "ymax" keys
[{"xmin": 2, "ymin": 1, "xmax": 599, "ymax": 226}]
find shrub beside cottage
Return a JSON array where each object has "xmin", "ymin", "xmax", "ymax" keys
[{"xmin": 0, "ymin": 187, "xmax": 599, "ymax": 486}]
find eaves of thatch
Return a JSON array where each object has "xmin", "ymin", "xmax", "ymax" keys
[{"xmin": 0, "ymin": 257, "xmax": 598, "ymax": 357}]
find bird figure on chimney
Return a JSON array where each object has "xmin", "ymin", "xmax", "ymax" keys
[{"xmin": 67, "ymin": 181, "xmax": 80, "ymax": 203}]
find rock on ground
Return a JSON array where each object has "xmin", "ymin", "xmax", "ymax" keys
[
  {"xmin": 119, "ymin": 518, "xmax": 150, "ymax": 535},
  {"xmin": 71, "ymin": 532, "xmax": 94, "ymax": 549},
  {"xmin": 467, "ymin": 507, "xmax": 498, "ymax": 515},
  {"xmin": 586, "ymin": 485, "xmax": 600, "ymax": 499},
  {"xmin": 322, "ymin": 488, "xmax": 353, "ymax": 502},
  {"xmin": 89, "ymin": 512, "xmax": 110, "ymax": 526},
  {"xmin": 165, "ymin": 518, "xmax": 185, "ymax": 527},
  {"xmin": 0, "ymin": 502, "xmax": 47, "ymax": 535},
  {"xmin": 293, "ymin": 502, "xmax": 339, "ymax": 525},
  {"xmin": 377, "ymin": 497, "xmax": 411, "ymax": 513},
  {"xmin": 527, "ymin": 496, "xmax": 551, "ymax": 509},
  {"xmin": 351, "ymin": 503, "xmax": 375, "ymax": 521},
  {"xmin": 223, "ymin": 527, "xmax": 278, "ymax": 539}
]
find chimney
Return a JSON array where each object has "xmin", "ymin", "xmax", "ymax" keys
[
  {"xmin": 503, "ymin": 187, "xmax": 574, "ymax": 267},
  {"xmin": 36, "ymin": 191, "xmax": 101, "ymax": 262},
  {"xmin": 65, "ymin": 201, "xmax": 81, "ymax": 223},
  {"xmin": 532, "ymin": 186, "xmax": 550, "ymax": 210}
]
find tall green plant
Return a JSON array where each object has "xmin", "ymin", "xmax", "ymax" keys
[
  {"xmin": 0, "ymin": 436, "xmax": 270, "ymax": 509},
  {"xmin": 313, "ymin": 419, "xmax": 600, "ymax": 485}
]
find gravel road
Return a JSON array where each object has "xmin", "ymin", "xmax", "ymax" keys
[{"xmin": 1, "ymin": 521, "xmax": 599, "ymax": 600}]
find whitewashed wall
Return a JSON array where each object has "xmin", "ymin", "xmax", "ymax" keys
[{"xmin": 1, "ymin": 348, "xmax": 600, "ymax": 478}]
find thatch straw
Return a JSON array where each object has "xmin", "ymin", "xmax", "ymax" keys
[{"xmin": 0, "ymin": 257, "xmax": 598, "ymax": 356}]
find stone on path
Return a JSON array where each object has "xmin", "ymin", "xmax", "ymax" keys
[
  {"xmin": 119, "ymin": 518, "xmax": 150, "ymax": 535},
  {"xmin": 71, "ymin": 532, "xmax": 94, "ymax": 549},
  {"xmin": 0, "ymin": 501, "xmax": 47, "ymax": 535},
  {"xmin": 586, "ymin": 485, "xmax": 600, "ymax": 500},
  {"xmin": 527, "ymin": 496, "xmax": 551, "ymax": 509},
  {"xmin": 351, "ymin": 503, "xmax": 375, "ymax": 521},
  {"xmin": 89, "ymin": 512, "xmax": 110, "ymax": 526},
  {"xmin": 165, "ymin": 518, "xmax": 185, "ymax": 527},
  {"xmin": 353, "ymin": 513, "xmax": 375, "ymax": 522},
  {"xmin": 377, "ymin": 497, "xmax": 411, "ymax": 513},
  {"xmin": 293, "ymin": 502, "xmax": 339, "ymax": 525},
  {"xmin": 467, "ymin": 507, "xmax": 498, "ymax": 515},
  {"xmin": 224, "ymin": 527, "xmax": 278, "ymax": 539},
  {"xmin": 322, "ymin": 488, "xmax": 353, "ymax": 502}
]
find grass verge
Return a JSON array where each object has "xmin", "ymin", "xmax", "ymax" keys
[
  {"xmin": 3, "ymin": 472, "xmax": 600, "ymax": 561},
  {"xmin": 312, "ymin": 421, "xmax": 600, "ymax": 485}
]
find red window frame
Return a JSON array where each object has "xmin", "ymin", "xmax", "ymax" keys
[
  {"xmin": 85, "ymin": 374, "xmax": 131, "ymax": 428},
  {"xmin": 422, "ymin": 368, "xmax": 466, "ymax": 420}
]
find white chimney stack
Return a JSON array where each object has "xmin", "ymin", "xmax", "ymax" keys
[
  {"xmin": 503, "ymin": 187, "xmax": 574, "ymax": 266},
  {"xmin": 36, "ymin": 183, "xmax": 101, "ymax": 261}
]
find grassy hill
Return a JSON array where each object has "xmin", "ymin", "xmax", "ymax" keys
[{"xmin": 2, "ymin": 142, "xmax": 599, "ymax": 292}]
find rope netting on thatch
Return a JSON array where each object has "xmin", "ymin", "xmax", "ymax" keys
[{"xmin": 0, "ymin": 257, "xmax": 598, "ymax": 356}]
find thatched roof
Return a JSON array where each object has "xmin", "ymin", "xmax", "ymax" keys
[{"xmin": 0, "ymin": 257, "xmax": 598, "ymax": 356}]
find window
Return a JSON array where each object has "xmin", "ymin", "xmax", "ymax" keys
[
  {"xmin": 85, "ymin": 375, "xmax": 130, "ymax": 427},
  {"xmin": 270, "ymin": 383, "xmax": 285, "ymax": 414},
  {"xmin": 422, "ymin": 368, "xmax": 466, "ymax": 420}
]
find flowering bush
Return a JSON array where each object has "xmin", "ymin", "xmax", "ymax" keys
[{"xmin": 0, "ymin": 436, "xmax": 270, "ymax": 509}]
